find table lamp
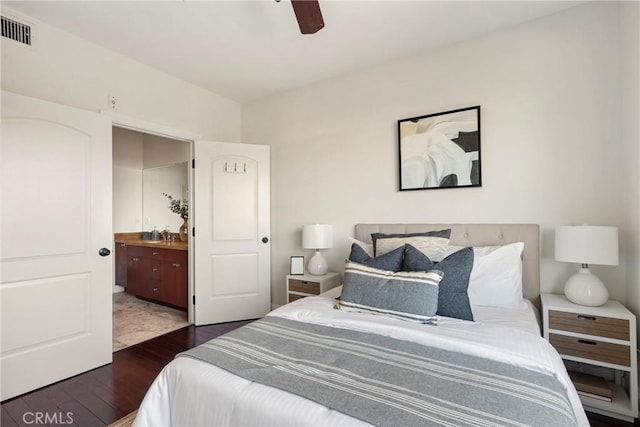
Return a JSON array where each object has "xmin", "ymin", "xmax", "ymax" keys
[
  {"xmin": 554, "ymin": 225, "xmax": 619, "ymax": 306},
  {"xmin": 302, "ymin": 224, "xmax": 333, "ymax": 275}
]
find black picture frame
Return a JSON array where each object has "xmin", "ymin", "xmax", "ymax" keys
[
  {"xmin": 398, "ymin": 106, "xmax": 481, "ymax": 191},
  {"xmin": 290, "ymin": 256, "xmax": 304, "ymax": 275}
]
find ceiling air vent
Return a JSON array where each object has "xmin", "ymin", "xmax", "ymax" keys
[{"xmin": 1, "ymin": 16, "xmax": 31, "ymax": 45}]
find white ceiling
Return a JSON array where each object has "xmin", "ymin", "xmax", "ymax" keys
[{"xmin": 4, "ymin": 1, "xmax": 583, "ymax": 103}]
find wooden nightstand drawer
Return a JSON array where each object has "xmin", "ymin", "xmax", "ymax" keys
[
  {"xmin": 289, "ymin": 279, "xmax": 320, "ymax": 295},
  {"xmin": 286, "ymin": 272, "xmax": 341, "ymax": 305},
  {"xmin": 549, "ymin": 333, "xmax": 630, "ymax": 367},
  {"xmin": 541, "ymin": 293, "xmax": 638, "ymax": 421},
  {"xmin": 549, "ymin": 310, "xmax": 629, "ymax": 340},
  {"xmin": 288, "ymin": 294, "xmax": 306, "ymax": 303}
]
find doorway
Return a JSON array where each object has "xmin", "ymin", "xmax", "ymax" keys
[{"xmin": 112, "ymin": 126, "xmax": 191, "ymax": 352}]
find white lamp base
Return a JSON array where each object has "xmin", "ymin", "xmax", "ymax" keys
[
  {"xmin": 307, "ymin": 250, "xmax": 328, "ymax": 276},
  {"xmin": 564, "ymin": 267, "xmax": 609, "ymax": 306}
]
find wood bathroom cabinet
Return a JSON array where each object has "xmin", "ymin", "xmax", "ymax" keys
[
  {"xmin": 115, "ymin": 241, "xmax": 128, "ymax": 287},
  {"xmin": 126, "ymin": 245, "xmax": 188, "ymax": 310}
]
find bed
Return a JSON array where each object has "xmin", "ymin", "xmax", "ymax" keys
[{"xmin": 134, "ymin": 223, "xmax": 588, "ymax": 427}]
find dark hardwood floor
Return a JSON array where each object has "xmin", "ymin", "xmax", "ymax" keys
[
  {"xmin": 1, "ymin": 320, "xmax": 252, "ymax": 427},
  {"xmin": 589, "ymin": 412, "xmax": 640, "ymax": 427},
  {"xmin": 1, "ymin": 320, "xmax": 636, "ymax": 427}
]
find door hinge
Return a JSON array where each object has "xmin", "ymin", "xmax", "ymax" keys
[
  {"xmin": 193, "ymin": 295, "xmax": 196, "ymax": 305},
  {"xmin": 192, "ymin": 227, "xmax": 195, "ymax": 237},
  {"xmin": 192, "ymin": 159, "xmax": 195, "ymax": 168}
]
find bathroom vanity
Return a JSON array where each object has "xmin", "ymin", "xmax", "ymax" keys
[{"xmin": 115, "ymin": 233, "xmax": 188, "ymax": 310}]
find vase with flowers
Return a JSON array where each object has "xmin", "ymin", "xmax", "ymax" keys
[{"xmin": 163, "ymin": 193, "xmax": 189, "ymax": 242}]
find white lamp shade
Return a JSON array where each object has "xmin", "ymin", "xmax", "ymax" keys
[
  {"xmin": 555, "ymin": 225, "xmax": 619, "ymax": 266},
  {"xmin": 302, "ymin": 224, "xmax": 333, "ymax": 249}
]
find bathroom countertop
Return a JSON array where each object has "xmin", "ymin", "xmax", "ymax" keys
[{"xmin": 115, "ymin": 233, "xmax": 188, "ymax": 251}]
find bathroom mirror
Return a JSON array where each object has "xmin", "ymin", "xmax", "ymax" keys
[{"xmin": 142, "ymin": 162, "xmax": 188, "ymax": 235}]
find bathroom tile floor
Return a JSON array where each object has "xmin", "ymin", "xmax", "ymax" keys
[{"xmin": 112, "ymin": 292, "xmax": 189, "ymax": 352}]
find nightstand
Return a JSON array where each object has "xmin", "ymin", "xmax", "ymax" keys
[
  {"xmin": 541, "ymin": 293, "xmax": 638, "ymax": 422},
  {"xmin": 286, "ymin": 272, "xmax": 341, "ymax": 303}
]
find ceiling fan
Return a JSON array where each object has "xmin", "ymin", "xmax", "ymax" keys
[{"xmin": 288, "ymin": 0, "xmax": 325, "ymax": 34}]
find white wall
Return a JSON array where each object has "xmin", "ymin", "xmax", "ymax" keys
[
  {"xmin": 142, "ymin": 163, "xmax": 189, "ymax": 233},
  {"xmin": 243, "ymin": 2, "xmax": 636, "ymax": 307},
  {"xmin": 113, "ymin": 128, "xmax": 189, "ymax": 234},
  {"xmin": 112, "ymin": 127, "xmax": 143, "ymax": 233},
  {"xmin": 1, "ymin": 7, "xmax": 241, "ymax": 142},
  {"xmin": 2, "ymin": 2, "xmax": 636, "ymax": 312},
  {"xmin": 622, "ymin": 1, "xmax": 640, "ymax": 330},
  {"xmin": 142, "ymin": 134, "xmax": 189, "ymax": 169}
]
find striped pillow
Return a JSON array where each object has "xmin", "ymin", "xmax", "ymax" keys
[
  {"xmin": 375, "ymin": 236, "xmax": 451, "ymax": 261},
  {"xmin": 338, "ymin": 262, "xmax": 443, "ymax": 324},
  {"xmin": 372, "ymin": 230, "xmax": 451, "ymax": 261}
]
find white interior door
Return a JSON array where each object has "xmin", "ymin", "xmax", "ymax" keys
[
  {"xmin": 193, "ymin": 141, "xmax": 270, "ymax": 325},
  {"xmin": 1, "ymin": 91, "xmax": 113, "ymax": 400}
]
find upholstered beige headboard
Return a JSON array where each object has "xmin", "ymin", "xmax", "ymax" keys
[{"xmin": 354, "ymin": 224, "xmax": 541, "ymax": 309}]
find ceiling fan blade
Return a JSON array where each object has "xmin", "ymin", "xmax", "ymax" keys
[{"xmin": 291, "ymin": 0, "xmax": 324, "ymax": 34}]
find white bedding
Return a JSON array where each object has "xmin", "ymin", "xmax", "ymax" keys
[{"xmin": 134, "ymin": 295, "xmax": 588, "ymax": 426}]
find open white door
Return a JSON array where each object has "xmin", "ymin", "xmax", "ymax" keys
[
  {"xmin": 1, "ymin": 91, "xmax": 113, "ymax": 400},
  {"xmin": 193, "ymin": 141, "xmax": 270, "ymax": 325}
]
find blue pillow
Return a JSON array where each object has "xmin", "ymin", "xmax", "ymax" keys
[
  {"xmin": 348, "ymin": 243, "xmax": 404, "ymax": 272},
  {"xmin": 338, "ymin": 262, "xmax": 443, "ymax": 324},
  {"xmin": 402, "ymin": 244, "xmax": 474, "ymax": 321},
  {"xmin": 348, "ymin": 242, "xmax": 373, "ymax": 263}
]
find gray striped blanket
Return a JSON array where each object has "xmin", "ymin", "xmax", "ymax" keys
[{"xmin": 179, "ymin": 317, "xmax": 578, "ymax": 427}]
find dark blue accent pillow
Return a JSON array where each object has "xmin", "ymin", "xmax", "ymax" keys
[
  {"xmin": 348, "ymin": 243, "xmax": 372, "ymax": 264},
  {"xmin": 348, "ymin": 243, "xmax": 404, "ymax": 272},
  {"xmin": 371, "ymin": 229, "xmax": 451, "ymax": 256},
  {"xmin": 402, "ymin": 244, "xmax": 474, "ymax": 321}
]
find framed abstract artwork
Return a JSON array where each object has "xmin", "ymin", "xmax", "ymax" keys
[{"xmin": 398, "ymin": 106, "xmax": 481, "ymax": 191}]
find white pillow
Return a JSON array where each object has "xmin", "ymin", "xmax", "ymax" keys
[
  {"xmin": 447, "ymin": 242, "xmax": 525, "ymax": 309},
  {"xmin": 347, "ymin": 237, "xmax": 373, "ymax": 257}
]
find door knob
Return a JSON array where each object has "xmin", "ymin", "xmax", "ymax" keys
[
  {"xmin": 99, "ymin": 248, "xmax": 111, "ymax": 257},
  {"xmin": 262, "ymin": 237, "xmax": 269, "ymax": 243}
]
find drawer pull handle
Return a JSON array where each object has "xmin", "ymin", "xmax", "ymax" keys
[
  {"xmin": 152, "ymin": 268, "xmax": 158, "ymax": 272},
  {"xmin": 153, "ymin": 287, "xmax": 159, "ymax": 292},
  {"xmin": 577, "ymin": 315, "xmax": 597, "ymax": 321},
  {"xmin": 132, "ymin": 257, "xmax": 141, "ymax": 262},
  {"xmin": 578, "ymin": 339, "xmax": 597, "ymax": 345},
  {"xmin": 172, "ymin": 263, "xmax": 181, "ymax": 267},
  {"xmin": 301, "ymin": 281, "xmax": 309, "ymax": 284},
  {"xmin": 153, "ymin": 252, "xmax": 159, "ymax": 256}
]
